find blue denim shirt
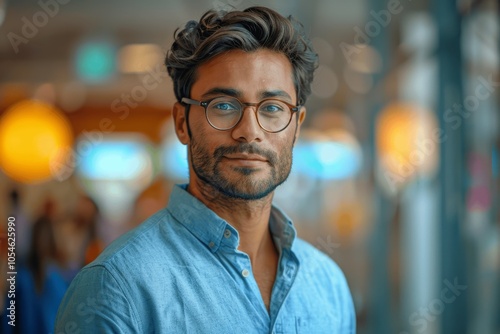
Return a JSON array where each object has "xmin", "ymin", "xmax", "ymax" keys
[{"xmin": 55, "ymin": 185, "xmax": 356, "ymax": 333}]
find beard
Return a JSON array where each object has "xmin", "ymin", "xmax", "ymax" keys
[{"xmin": 189, "ymin": 138, "xmax": 293, "ymax": 200}]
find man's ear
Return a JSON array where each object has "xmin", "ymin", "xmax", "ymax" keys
[
  {"xmin": 293, "ymin": 106, "xmax": 306, "ymax": 144},
  {"xmin": 172, "ymin": 102, "xmax": 189, "ymax": 145}
]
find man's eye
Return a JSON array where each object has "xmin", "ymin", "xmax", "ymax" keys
[
  {"xmin": 213, "ymin": 103, "xmax": 238, "ymax": 111},
  {"xmin": 260, "ymin": 103, "xmax": 285, "ymax": 113}
]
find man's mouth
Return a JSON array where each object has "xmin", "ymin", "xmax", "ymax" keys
[{"xmin": 224, "ymin": 153, "xmax": 268, "ymax": 162}]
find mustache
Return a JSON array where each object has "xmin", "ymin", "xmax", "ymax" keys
[{"xmin": 213, "ymin": 143, "xmax": 277, "ymax": 165}]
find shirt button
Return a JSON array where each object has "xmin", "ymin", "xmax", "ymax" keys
[
  {"xmin": 223, "ymin": 229, "xmax": 231, "ymax": 238},
  {"xmin": 241, "ymin": 269, "xmax": 250, "ymax": 277},
  {"xmin": 208, "ymin": 241, "xmax": 215, "ymax": 248}
]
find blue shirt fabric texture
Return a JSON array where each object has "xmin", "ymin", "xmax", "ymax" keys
[{"xmin": 55, "ymin": 184, "xmax": 356, "ymax": 333}]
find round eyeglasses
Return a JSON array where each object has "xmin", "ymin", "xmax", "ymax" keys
[{"xmin": 181, "ymin": 96, "xmax": 301, "ymax": 133}]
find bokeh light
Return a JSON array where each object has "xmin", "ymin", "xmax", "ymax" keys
[
  {"xmin": 118, "ymin": 44, "xmax": 164, "ymax": 74},
  {"xmin": 160, "ymin": 119, "xmax": 189, "ymax": 181},
  {"xmin": 344, "ymin": 67, "xmax": 374, "ymax": 94},
  {"xmin": 376, "ymin": 102, "xmax": 438, "ymax": 190},
  {"xmin": 77, "ymin": 138, "xmax": 153, "ymax": 181},
  {"xmin": 347, "ymin": 44, "xmax": 382, "ymax": 74},
  {"xmin": 0, "ymin": 100, "xmax": 73, "ymax": 183},
  {"xmin": 33, "ymin": 82, "xmax": 57, "ymax": 104},
  {"xmin": 294, "ymin": 130, "xmax": 362, "ymax": 180},
  {"xmin": 75, "ymin": 135, "xmax": 155, "ymax": 224},
  {"xmin": 75, "ymin": 40, "xmax": 116, "ymax": 83},
  {"xmin": 58, "ymin": 81, "xmax": 87, "ymax": 112}
]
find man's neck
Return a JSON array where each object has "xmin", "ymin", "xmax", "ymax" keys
[
  {"xmin": 187, "ymin": 180, "xmax": 280, "ymax": 311},
  {"xmin": 187, "ymin": 180, "xmax": 276, "ymax": 262}
]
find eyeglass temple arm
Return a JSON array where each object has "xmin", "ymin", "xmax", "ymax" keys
[{"xmin": 181, "ymin": 97, "xmax": 203, "ymax": 106}]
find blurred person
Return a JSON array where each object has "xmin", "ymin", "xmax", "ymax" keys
[
  {"xmin": 79, "ymin": 195, "xmax": 105, "ymax": 265},
  {"xmin": 54, "ymin": 195, "xmax": 104, "ymax": 280},
  {"xmin": 14, "ymin": 199, "xmax": 68, "ymax": 334},
  {"xmin": 128, "ymin": 178, "xmax": 170, "ymax": 229},
  {"xmin": 6, "ymin": 189, "xmax": 30, "ymax": 263},
  {"xmin": 56, "ymin": 6, "xmax": 355, "ymax": 333}
]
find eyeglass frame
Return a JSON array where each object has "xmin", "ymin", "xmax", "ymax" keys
[{"xmin": 181, "ymin": 96, "xmax": 302, "ymax": 133}]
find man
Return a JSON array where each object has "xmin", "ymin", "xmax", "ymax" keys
[{"xmin": 55, "ymin": 6, "xmax": 355, "ymax": 333}]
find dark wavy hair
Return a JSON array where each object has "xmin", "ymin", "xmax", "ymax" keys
[{"xmin": 165, "ymin": 6, "xmax": 318, "ymax": 106}]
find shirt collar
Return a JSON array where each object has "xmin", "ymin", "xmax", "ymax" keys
[
  {"xmin": 269, "ymin": 204, "xmax": 297, "ymax": 254},
  {"xmin": 166, "ymin": 184, "xmax": 298, "ymax": 254},
  {"xmin": 167, "ymin": 184, "xmax": 229, "ymax": 253}
]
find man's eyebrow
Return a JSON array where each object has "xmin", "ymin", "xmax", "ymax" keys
[
  {"xmin": 201, "ymin": 88, "xmax": 294, "ymax": 103},
  {"xmin": 201, "ymin": 88, "xmax": 242, "ymax": 99},
  {"xmin": 259, "ymin": 90, "xmax": 293, "ymax": 102}
]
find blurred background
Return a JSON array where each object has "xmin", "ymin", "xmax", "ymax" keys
[{"xmin": 0, "ymin": 0, "xmax": 498, "ymax": 333}]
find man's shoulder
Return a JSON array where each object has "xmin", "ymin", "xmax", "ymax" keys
[
  {"xmin": 290, "ymin": 238, "xmax": 356, "ymax": 332},
  {"xmin": 90, "ymin": 208, "xmax": 173, "ymax": 268},
  {"xmin": 292, "ymin": 237, "xmax": 345, "ymax": 278}
]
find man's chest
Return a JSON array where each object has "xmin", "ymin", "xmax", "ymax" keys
[
  {"xmin": 139, "ymin": 264, "xmax": 342, "ymax": 333},
  {"xmin": 254, "ymin": 270, "xmax": 276, "ymax": 310}
]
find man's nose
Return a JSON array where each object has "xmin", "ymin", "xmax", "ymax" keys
[{"xmin": 230, "ymin": 106, "xmax": 263, "ymax": 143}]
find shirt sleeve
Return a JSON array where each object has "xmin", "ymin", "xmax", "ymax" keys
[
  {"xmin": 55, "ymin": 265, "xmax": 141, "ymax": 333},
  {"xmin": 337, "ymin": 268, "xmax": 357, "ymax": 334}
]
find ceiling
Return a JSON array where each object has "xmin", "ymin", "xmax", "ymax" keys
[
  {"xmin": 0, "ymin": 0, "xmax": 367, "ymax": 79},
  {"xmin": 0, "ymin": 0, "xmax": 431, "ymax": 113}
]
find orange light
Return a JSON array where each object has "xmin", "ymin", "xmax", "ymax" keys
[
  {"xmin": 0, "ymin": 100, "xmax": 73, "ymax": 183},
  {"xmin": 376, "ymin": 102, "xmax": 438, "ymax": 189}
]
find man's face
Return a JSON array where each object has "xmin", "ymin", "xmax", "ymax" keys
[{"xmin": 175, "ymin": 49, "xmax": 305, "ymax": 200}]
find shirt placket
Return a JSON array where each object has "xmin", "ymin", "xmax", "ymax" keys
[
  {"xmin": 235, "ymin": 250, "xmax": 271, "ymax": 315},
  {"xmin": 218, "ymin": 226, "xmax": 271, "ymax": 331},
  {"xmin": 269, "ymin": 249, "xmax": 299, "ymax": 334}
]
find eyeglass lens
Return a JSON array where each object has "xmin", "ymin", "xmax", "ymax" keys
[{"xmin": 206, "ymin": 97, "xmax": 292, "ymax": 132}]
